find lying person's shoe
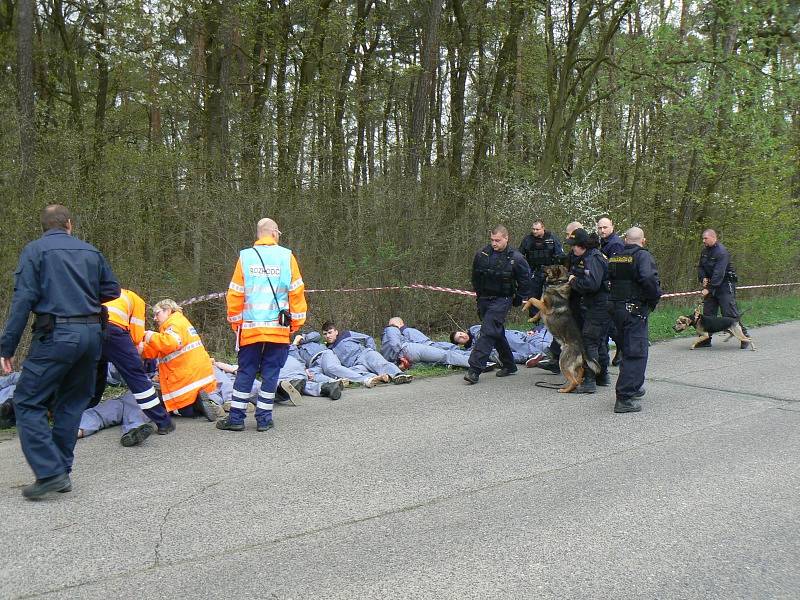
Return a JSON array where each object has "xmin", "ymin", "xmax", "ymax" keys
[
  {"xmin": 120, "ymin": 423, "xmax": 156, "ymax": 447},
  {"xmin": 0, "ymin": 401, "xmax": 15, "ymax": 429},
  {"xmin": 195, "ymin": 390, "xmax": 219, "ymax": 422},
  {"xmin": 363, "ymin": 376, "xmax": 379, "ymax": 388},
  {"xmin": 275, "ymin": 380, "xmax": 302, "ymax": 406},
  {"xmin": 537, "ymin": 359, "xmax": 561, "ymax": 374},
  {"xmin": 525, "ymin": 353, "xmax": 545, "ymax": 368},
  {"xmin": 22, "ymin": 473, "xmax": 72, "ymax": 500},
  {"xmin": 321, "ymin": 381, "xmax": 342, "ymax": 400},
  {"xmin": 495, "ymin": 366, "xmax": 518, "ymax": 377},
  {"xmin": 215, "ymin": 418, "xmax": 244, "ymax": 431},
  {"xmin": 156, "ymin": 421, "xmax": 176, "ymax": 435},
  {"xmin": 391, "ymin": 373, "xmax": 413, "ymax": 384},
  {"xmin": 256, "ymin": 420, "xmax": 274, "ymax": 432}
]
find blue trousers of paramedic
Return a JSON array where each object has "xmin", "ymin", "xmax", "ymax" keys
[
  {"xmin": 611, "ymin": 302, "xmax": 649, "ymax": 401},
  {"xmin": 469, "ymin": 297, "xmax": 514, "ymax": 372},
  {"xmin": 13, "ymin": 323, "xmax": 102, "ymax": 480},
  {"xmin": 95, "ymin": 324, "xmax": 171, "ymax": 429},
  {"xmin": 230, "ymin": 342, "xmax": 288, "ymax": 426}
]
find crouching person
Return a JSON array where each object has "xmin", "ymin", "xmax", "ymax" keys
[{"xmin": 140, "ymin": 300, "xmax": 218, "ymax": 426}]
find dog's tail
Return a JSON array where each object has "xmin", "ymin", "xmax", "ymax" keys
[{"xmin": 583, "ymin": 356, "xmax": 601, "ymax": 374}]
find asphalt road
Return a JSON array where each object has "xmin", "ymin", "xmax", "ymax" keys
[{"xmin": 1, "ymin": 322, "xmax": 798, "ymax": 599}]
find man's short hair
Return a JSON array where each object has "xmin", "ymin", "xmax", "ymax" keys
[
  {"xmin": 41, "ymin": 205, "xmax": 71, "ymax": 232},
  {"xmin": 702, "ymin": 228, "xmax": 717, "ymax": 237},
  {"xmin": 321, "ymin": 321, "xmax": 337, "ymax": 332},
  {"xmin": 491, "ymin": 225, "xmax": 509, "ymax": 237},
  {"xmin": 532, "ymin": 220, "xmax": 544, "ymax": 228}
]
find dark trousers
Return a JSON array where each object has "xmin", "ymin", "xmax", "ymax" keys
[
  {"xmin": 527, "ymin": 271, "xmax": 545, "ymax": 317},
  {"xmin": 582, "ymin": 303, "xmax": 610, "ymax": 377},
  {"xmin": 230, "ymin": 342, "xmax": 289, "ymax": 426},
  {"xmin": 469, "ymin": 297, "xmax": 514, "ymax": 371},
  {"xmin": 13, "ymin": 323, "xmax": 102, "ymax": 480},
  {"xmin": 612, "ymin": 303, "xmax": 649, "ymax": 400},
  {"xmin": 703, "ymin": 282, "xmax": 745, "ymax": 335},
  {"xmin": 93, "ymin": 324, "xmax": 171, "ymax": 429}
]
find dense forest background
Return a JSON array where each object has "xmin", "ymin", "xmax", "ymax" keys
[{"xmin": 1, "ymin": 0, "xmax": 798, "ymax": 352}]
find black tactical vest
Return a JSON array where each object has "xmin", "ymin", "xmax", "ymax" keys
[
  {"xmin": 473, "ymin": 246, "xmax": 517, "ymax": 297},
  {"xmin": 608, "ymin": 248, "xmax": 643, "ymax": 301},
  {"xmin": 525, "ymin": 235, "xmax": 556, "ymax": 268}
]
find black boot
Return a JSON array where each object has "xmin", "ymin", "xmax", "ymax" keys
[
  {"xmin": 595, "ymin": 371, "xmax": 611, "ymax": 386},
  {"xmin": 694, "ymin": 337, "xmax": 712, "ymax": 348},
  {"xmin": 320, "ymin": 381, "xmax": 342, "ymax": 401},
  {"xmin": 22, "ymin": 473, "xmax": 72, "ymax": 499},
  {"xmin": 463, "ymin": 370, "xmax": 480, "ymax": 384},
  {"xmin": 576, "ymin": 372, "xmax": 596, "ymax": 394},
  {"xmin": 614, "ymin": 397, "xmax": 642, "ymax": 413}
]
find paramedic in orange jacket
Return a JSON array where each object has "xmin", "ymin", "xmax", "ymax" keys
[
  {"xmin": 216, "ymin": 217, "xmax": 307, "ymax": 432},
  {"xmin": 93, "ymin": 289, "xmax": 173, "ymax": 443},
  {"xmin": 140, "ymin": 299, "xmax": 218, "ymax": 424}
]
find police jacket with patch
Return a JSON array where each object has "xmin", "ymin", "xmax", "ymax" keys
[
  {"xmin": 609, "ymin": 244, "xmax": 662, "ymax": 309},
  {"xmin": 697, "ymin": 242, "xmax": 736, "ymax": 291},
  {"xmin": 601, "ymin": 233, "xmax": 625, "ymax": 258},
  {"xmin": 569, "ymin": 248, "xmax": 609, "ymax": 307},
  {"xmin": 0, "ymin": 229, "xmax": 120, "ymax": 358},
  {"xmin": 519, "ymin": 231, "xmax": 564, "ymax": 270},
  {"xmin": 471, "ymin": 245, "xmax": 532, "ymax": 300}
]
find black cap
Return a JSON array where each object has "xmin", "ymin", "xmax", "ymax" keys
[{"xmin": 566, "ymin": 227, "xmax": 590, "ymax": 247}]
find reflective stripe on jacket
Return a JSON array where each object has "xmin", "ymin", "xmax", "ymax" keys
[
  {"xmin": 226, "ymin": 236, "xmax": 307, "ymax": 345},
  {"xmin": 104, "ymin": 289, "xmax": 147, "ymax": 344},
  {"xmin": 141, "ymin": 311, "xmax": 215, "ymax": 412}
]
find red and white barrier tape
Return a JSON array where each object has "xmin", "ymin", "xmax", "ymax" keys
[{"xmin": 179, "ymin": 281, "xmax": 799, "ymax": 307}]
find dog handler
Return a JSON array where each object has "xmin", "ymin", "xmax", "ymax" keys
[
  {"xmin": 607, "ymin": 227, "xmax": 662, "ymax": 413},
  {"xmin": 464, "ymin": 225, "xmax": 532, "ymax": 384},
  {"xmin": 697, "ymin": 229, "xmax": 749, "ymax": 349}
]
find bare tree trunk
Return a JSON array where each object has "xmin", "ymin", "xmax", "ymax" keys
[
  {"xmin": 16, "ymin": 0, "xmax": 35, "ymax": 196},
  {"xmin": 408, "ymin": 0, "xmax": 443, "ymax": 178}
]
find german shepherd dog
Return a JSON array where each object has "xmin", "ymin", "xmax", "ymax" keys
[
  {"xmin": 673, "ymin": 304, "xmax": 755, "ymax": 351},
  {"xmin": 522, "ymin": 265, "xmax": 600, "ymax": 393}
]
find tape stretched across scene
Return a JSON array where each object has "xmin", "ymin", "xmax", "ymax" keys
[{"xmin": 178, "ymin": 282, "xmax": 800, "ymax": 307}]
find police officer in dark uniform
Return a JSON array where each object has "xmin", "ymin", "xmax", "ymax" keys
[
  {"xmin": 697, "ymin": 228, "xmax": 748, "ymax": 348},
  {"xmin": 464, "ymin": 225, "xmax": 532, "ymax": 384},
  {"xmin": 519, "ymin": 220, "xmax": 564, "ymax": 316},
  {"xmin": 0, "ymin": 205, "xmax": 120, "ymax": 499},
  {"xmin": 566, "ymin": 228, "xmax": 610, "ymax": 393},
  {"xmin": 607, "ymin": 227, "xmax": 662, "ymax": 413},
  {"xmin": 597, "ymin": 217, "xmax": 625, "ymax": 366}
]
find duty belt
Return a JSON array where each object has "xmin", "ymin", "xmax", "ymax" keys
[{"xmin": 55, "ymin": 315, "xmax": 101, "ymax": 324}]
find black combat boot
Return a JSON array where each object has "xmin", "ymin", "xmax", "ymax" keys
[
  {"xmin": 576, "ymin": 372, "xmax": 596, "ymax": 394},
  {"xmin": 614, "ymin": 397, "xmax": 642, "ymax": 413},
  {"xmin": 320, "ymin": 381, "xmax": 342, "ymax": 400},
  {"xmin": 463, "ymin": 370, "xmax": 480, "ymax": 384},
  {"xmin": 595, "ymin": 371, "xmax": 611, "ymax": 386}
]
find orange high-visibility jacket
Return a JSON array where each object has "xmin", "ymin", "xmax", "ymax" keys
[
  {"xmin": 226, "ymin": 236, "xmax": 307, "ymax": 346},
  {"xmin": 104, "ymin": 289, "xmax": 147, "ymax": 344},
  {"xmin": 141, "ymin": 311, "xmax": 216, "ymax": 412}
]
